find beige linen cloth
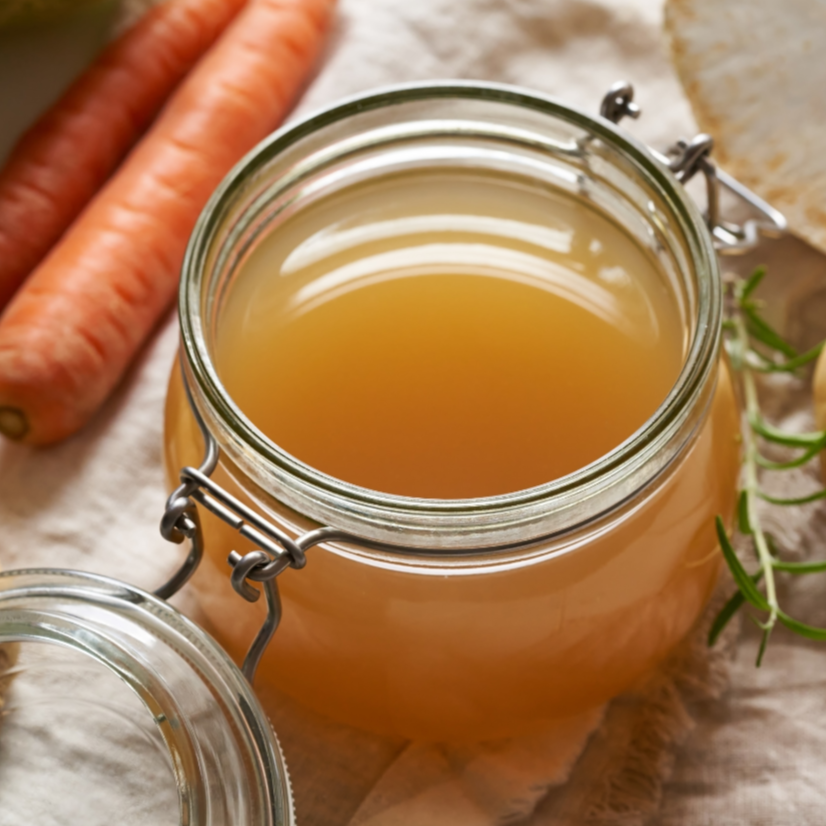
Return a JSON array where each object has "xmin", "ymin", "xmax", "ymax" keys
[{"xmin": 1, "ymin": 1, "xmax": 826, "ymax": 824}]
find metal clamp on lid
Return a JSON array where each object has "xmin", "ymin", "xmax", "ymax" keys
[
  {"xmin": 156, "ymin": 369, "xmax": 299, "ymax": 684},
  {"xmin": 157, "ymin": 81, "xmax": 788, "ymax": 687},
  {"xmin": 601, "ymin": 81, "xmax": 787, "ymax": 254}
]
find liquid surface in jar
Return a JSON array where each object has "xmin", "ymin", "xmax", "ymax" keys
[{"xmin": 216, "ymin": 170, "xmax": 685, "ymax": 498}]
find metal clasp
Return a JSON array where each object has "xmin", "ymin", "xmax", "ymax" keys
[
  {"xmin": 156, "ymin": 364, "xmax": 307, "ymax": 683},
  {"xmin": 599, "ymin": 82, "xmax": 787, "ymax": 254}
]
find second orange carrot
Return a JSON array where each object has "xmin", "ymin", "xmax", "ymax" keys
[{"xmin": 0, "ymin": 0, "xmax": 336, "ymax": 445}]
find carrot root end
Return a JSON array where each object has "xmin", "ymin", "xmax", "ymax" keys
[{"xmin": 0, "ymin": 407, "xmax": 29, "ymax": 440}]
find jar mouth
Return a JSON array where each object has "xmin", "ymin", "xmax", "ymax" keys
[{"xmin": 179, "ymin": 81, "xmax": 720, "ymax": 546}]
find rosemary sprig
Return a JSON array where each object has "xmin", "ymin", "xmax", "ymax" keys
[{"xmin": 712, "ymin": 266, "xmax": 826, "ymax": 665}]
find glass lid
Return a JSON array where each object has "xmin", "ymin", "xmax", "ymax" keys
[{"xmin": 0, "ymin": 569, "xmax": 294, "ymax": 826}]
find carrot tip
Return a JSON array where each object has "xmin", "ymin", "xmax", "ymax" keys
[{"xmin": 0, "ymin": 407, "xmax": 29, "ymax": 441}]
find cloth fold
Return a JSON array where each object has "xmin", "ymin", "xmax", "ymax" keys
[{"xmin": 348, "ymin": 710, "xmax": 603, "ymax": 826}]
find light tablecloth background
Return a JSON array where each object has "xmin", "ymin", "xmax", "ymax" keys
[{"xmin": 1, "ymin": 1, "xmax": 825, "ymax": 823}]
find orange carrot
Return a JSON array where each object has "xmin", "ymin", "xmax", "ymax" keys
[
  {"xmin": 0, "ymin": 0, "xmax": 249, "ymax": 312},
  {"xmin": 0, "ymin": 0, "xmax": 336, "ymax": 445}
]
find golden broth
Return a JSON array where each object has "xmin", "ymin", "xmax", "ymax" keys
[{"xmin": 216, "ymin": 171, "xmax": 685, "ymax": 497}]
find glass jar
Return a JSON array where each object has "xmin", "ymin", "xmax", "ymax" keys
[
  {"xmin": 163, "ymin": 82, "xmax": 741, "ymax": 742},
  {"xmin": 0, "ymin": 569, "xmax": 293, "ymax": 825}
]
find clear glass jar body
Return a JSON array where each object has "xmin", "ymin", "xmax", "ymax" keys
[{"xmin": 164, "ymin": 83, "xmax": 740, "ymax": 741}]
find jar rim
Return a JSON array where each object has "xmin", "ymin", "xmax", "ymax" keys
[
  {"xmin": 0, "ymin": 568, "xmax": 294, "ymax": 825},
  {"xmin": 178, "ymin": 80, "xmax": 721, "ymax": 545}
]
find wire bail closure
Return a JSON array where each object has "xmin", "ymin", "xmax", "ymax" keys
[
  {"xmin": 155, "ymin": 369, "xmax": 306, "ymax": 683},
  {"xmin": 156, "ymin": 81, "xmax": 788, "ymax": 687},
  {"xmin": 599, "ymin": 81, "xmax": 787, "ymax": 254}
]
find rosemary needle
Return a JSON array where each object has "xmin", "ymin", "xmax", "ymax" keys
[{"xmin": 711, "ymin": 267, "xmax": 826, "ymax": 665}]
